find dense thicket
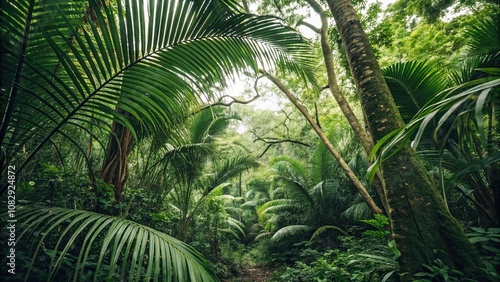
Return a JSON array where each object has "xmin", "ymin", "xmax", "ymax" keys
[{"xmin": 1, "ymin": 0, "xmax": 499, "ymax": 281}]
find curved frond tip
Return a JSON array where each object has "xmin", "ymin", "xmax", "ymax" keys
[{"xmin": 11, "ymin": 206, "xmax": 218, "ymax": 281}]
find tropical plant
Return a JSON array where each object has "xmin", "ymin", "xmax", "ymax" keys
[
  {"xmin": 371, "ymin": 14, "xmax": 500, "ymax": 226},
  {"xmin": 3, "ymin": 206, "xmax": 218, "ymax": 281},
  {"xmin": 328, "ymin": 0, "xmax": 485, "ymax": 278},
  {"xmin": 466, "ymin": 227, "xmax": 500, "ymax": 279},
  {"xmin": 159, "ymin": 107, "xmax": 259, "ymax": 241},
  {"xmin": 0, "ymin": 0, "xmax": 315, "ymax": 279},
  {"xmin": 273, "ymin": 236, "xmax": 398, "ymax": 282},
  {"xmin": 254, "ymin": 136, "xmax": 368, "ymax": 245},
  {"xmin": 0, "ymin": 0, "xmax": 315, "ymax": 185}
]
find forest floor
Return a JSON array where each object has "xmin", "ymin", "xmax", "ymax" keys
[{"xmin": 224, "ymin": 265, "xmax": 275, "ymax": 282}]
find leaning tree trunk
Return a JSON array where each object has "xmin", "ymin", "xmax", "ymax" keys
[
  {"xmin": 327, "ymin": 0, "xmax": 485, "ymax": 280},
  {"xmin": 305, "ymin": 0, "xmax": 388, "ymax": 212},
  {"xmin": 264, "ymin": 71, "xmax": 383, "ymax": 215},
  {"xmin": 99, "ymin": 109, "xmax": 135, "ymax": 203}
]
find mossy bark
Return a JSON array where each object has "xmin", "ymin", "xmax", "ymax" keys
[
  {"xmin": 327, "ymin": 0, "xmax": 486, "ymax": 279},
  {"xmin": 305, "ymin": 0, "xmax": 388, "ymax": 212}
]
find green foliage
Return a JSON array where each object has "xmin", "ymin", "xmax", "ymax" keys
[
  {"xmin": 382, "ymin": 61, "xmax": 449, "ymax": 123},
  {"xmin": 361, "ymin": 214, "xmax": 401, "ymax": 260},
  {"xmin": 2, "ymin": 206, "xmax": 218, "ymax": 281},
  {"xmin": 369, "ymin": 16, "xmax": 500, "ymax": 188},
  {"xmin": 272, "ymin": 236, "xmax": 398, "ymax": 282},
  {"xmin": 467, "ymin": 227, "xmax": 500, "ymax": 279},
  {"xmin": 0, "ymin": 0, "xmax": 316, "ymax": 180},
  {"xmin": 360, "ymin": 214, "xmax": 390, "ymax": 238},
  {"xmin": 253, "ymin": 133, "xmax": 375, "ymax": 248},
  {"xmin": 2, "ymin": 1, "xmax": 498, "ymax": 281},
  {"xmin": 17, "ymin": 162, "xmax": 95, "ymax": 209},
  {"xmin": 275, "ymin": 258, "xmax": 349, "ymax": 282},
  {"xmin": 413, "ymin": 258, "xmax": 468, "ymax": 282}
]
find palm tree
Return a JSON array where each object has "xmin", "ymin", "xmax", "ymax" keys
[
  {"xmin": 0, "ymin": 0, "xmax": 315, "ymax": 190},
  {"xmin": 0, "ymin": 0, "xmax": 315, "ymax": 279},
  {"xmin": 162, "ymin": 107, "xmax": 259, "ymax": 241}
]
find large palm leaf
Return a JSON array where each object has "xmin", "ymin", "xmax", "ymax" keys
[
  {"xmin": 0, "ymin": 0, "xmax": 316, "ymax": 178},
  {"xmin": 382, "ymin": 61, "xmax": 449, "ymax": 123},
  {"xmin": 0, "ymin": 0, "xmax": 316, "ymax": 279},
  {"xmin": 369, "ymin": 15, "xmax": 500, "ymax": 181},
  {"xmin": 369, "ymin": 70, "xmax": 500, "ymax": 177},
  {"xmin": 8, "ymin": 206, "xmax": 218, "ymax": 281}
]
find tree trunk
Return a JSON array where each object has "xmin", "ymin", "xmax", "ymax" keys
[
  {"xmin": 99, "ymin": 110, "xmax": 135, "ymax": 203},
  {"xmin": 305, "ymin": 0, "xmax": 388, "ymax": 212},
  {"xmin": 263, "ymin": 71, "xmax": 383, "ymax": 215},
  {"xmin": 327, "ymin": 0, "xmax": 485, "ymax": 279}
]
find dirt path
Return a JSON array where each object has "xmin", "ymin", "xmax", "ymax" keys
[{"xmin": 224, "ymin": 265, "xmax": 275, "ymax": 282}]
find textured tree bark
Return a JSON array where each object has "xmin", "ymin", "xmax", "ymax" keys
[
  {"xmin": 305, "ymin": 0, "xmax": 373, "ymax": 155},
  {"xmin": 305, "ymin": 0, "xmax": 388, "ymax": 213},
  {"xmin": 99, "ymin": 110, "xmax": 135, "ymax": 202},
  {"xmin": 327, "ymin": 0, "xmax": 485, "ymax": 279}
]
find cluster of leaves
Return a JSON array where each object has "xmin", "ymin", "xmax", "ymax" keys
[
  {"xmin": 467, "ymin": 227, "xmax": 500, "ymax": 279},
  {"xmin": 360, "ymin": 214, "xmax": 401, "ymax": 260},
  {"xmin": 272, "ymin": 236, "xmax": 397, "ymax": 282},
  {"xmin": 0, "ymin": 0, "xmax": 320, "ymax": 279}
]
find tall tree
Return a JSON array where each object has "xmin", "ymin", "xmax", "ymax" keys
[{"xmin": 327, "ymin": 0, "xmax": 486, "ymax": 279}]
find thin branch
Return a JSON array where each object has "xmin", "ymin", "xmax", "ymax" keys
[
  {"xmin": 254, "ymin": 136, "xmax": 311, "ymax": 158},
  {"xmin": 259, "ymin": 70, "xmax": 383, "ymax": 215},
  {"xmin": 298, "ymin": 19, "xmax": 321, "ymax": 34},
  {"xmin": 305, "ymin": 0, "xmax": 374, "ymax": 155},
  {"xmin": 314, "ymin": 102, "xmax": 321, "ymax": 129},
  {"xmin": 254, "ymin": 136, "xmax": 311, "ymax": 147},
  {"xmin": 192, "ymin": 94, "xmax": 261, "ymax": 115}
]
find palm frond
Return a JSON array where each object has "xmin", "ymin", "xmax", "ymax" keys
[
  {"xmin": 342, "ymin": 201, "xmax": 372, "ymax": 221},
  {"xmin": 254, "ymin": 231, "xmax": 273, "ymax": 241},
  {"xmin": 10, "ymin": 206, "xmax": 217, "ymax": 281},
  {"xmin": 189, "ymin": 107, "xmax": 234, "ymax": 144},
  {"xmin": 256, "ymin": 199, "xmax": 297, "ymax": 221},
  {"xmin": 0, "ymin": 0, "xmax": 316, "ymax": 177},
  {"xmin": 203, "ymin": 155, "xmax": 260, "ymax": 196},
  {"xmin": 382, "ymin": 61, "xmax": 449, "ymax": 123},
  {"xmin": 447, "ymin": 152, "xmax": 500, "ymax": 185},
  {"xmin": 310, "ymin": 141, "xmax": 336, "ymax": 184},
  {"xmin": 369, "ymin": 74, "xmax": 500, "ymax": 181},
  {"xmin": 271, "ymin": 225, "xmax": 311, "ymax": 242},
  {"xmin": 310, "ymin": 225, "xmax": 349, "ymax": 241},
  {"xmin": 270, "ymin": 155, "xmax": 310, "ymax": 188},
  {"xmin": 465, "ymin": 14, "xmax": 500, "ymax": 57},
  {"xmin": 227, "ymin": 216, "xmax": 246, "ymax": 238}
]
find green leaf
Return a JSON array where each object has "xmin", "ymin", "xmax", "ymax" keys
[
  {"xmin": 469, "ymin": 236, "xmax": 490, "ymax": 244},
  {"xmin": 12, "ymin": 206, "xmax": 218, "ymax": 281},
  {"xmin": 1, "ymin": 0, "xmax": 316, "ymax": 183}
]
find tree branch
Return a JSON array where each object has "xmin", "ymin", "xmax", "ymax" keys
[
  {"xmin": 255, "ymin": 137, "xmax": 311, "ymax": 159},
  {"xmin": 191, "ymin": 93, "xmax": 261, "ymax": 115},
  {"xmin": 258, "ymin": 70, "xmax": 383, "ymax": 215},
  {"xmin": 298, "ymin": 19, "xmax": 320, "ymax": 34}
]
